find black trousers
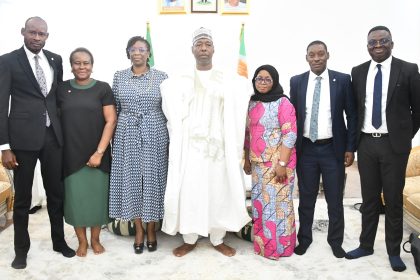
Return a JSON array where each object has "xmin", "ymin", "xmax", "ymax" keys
[
  {"xmin": 357, "ymin": 133, "xmax": 409, "ymax": 256},
  {"xmin": 13, "ymin": 127, "xmax": 65, "ymax": 257},
  {"xmin": 296, "ymin": 138, "xmax": 345, "ymax": 248}
]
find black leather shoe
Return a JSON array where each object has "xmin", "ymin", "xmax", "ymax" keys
[
  {"xmin": 133, "ymin": 243, "xmax": 144, "ymax": 254},
  {"xmin": 147, "ymin": 241, "xmax": 157, "ymax": 252},
  {"xmin": 53, "ymin": 243, "xmax": 76, "ymax": 258},
  {"xmin": 11, "ymin": 255, "xmax": 27, "ymax": 269}
]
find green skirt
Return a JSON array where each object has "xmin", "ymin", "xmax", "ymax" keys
[{"xmin": 64, "ymin": 166, "xmax": 110, "ymax": 227}]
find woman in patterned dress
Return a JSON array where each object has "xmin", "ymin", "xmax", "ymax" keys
[
  {"xmin": 243, "ymin": 65, "xmax": 297, "ymax": 260},
  {"xmin": 58, "ymin": 48, "xmax": 117, "ymax": 257},
  {"xmin": 109, "ymin": 36, "xmax": 168, "ymax": 254}
]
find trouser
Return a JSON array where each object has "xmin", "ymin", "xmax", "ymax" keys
[
  {"xmin": 13, "ymin": 127, "xmax": 65, "ymax": 256},
  {"xmin": 297, "ymin": 137, "xmax": 345, "ymax": 248},
  {"xmin": 358, "ymin": 133, "xmax": 408, "ymax": 256},
  {"xmin": 183, "ymin": 228, "xmax": 226, "ymax": 246}
]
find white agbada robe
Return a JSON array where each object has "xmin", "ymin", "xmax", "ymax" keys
[{"xmin": 161, "ymin": 68, "xmax": 252, "ymax": 236}]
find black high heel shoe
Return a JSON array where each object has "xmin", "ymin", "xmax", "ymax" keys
[
  {"xmin": 133, "ymin": 243, "xmax": 144, "ymax": 254},
  {"xmin": 146, "ymin": 241, "xmax": 157, "ymax": 252}
]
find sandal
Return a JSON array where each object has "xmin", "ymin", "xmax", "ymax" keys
[
  {"xmin": 146, "ymin": 241, "xmax": 157, "ymax": 252},
  {"xmin": 133, "ymin": 243, "xmax": 144, "ymax": 254}
]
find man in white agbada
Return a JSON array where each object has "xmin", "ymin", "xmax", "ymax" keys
[{"xmin": 161, "ymin": 27, "xmax": 251, "ymax": 257}]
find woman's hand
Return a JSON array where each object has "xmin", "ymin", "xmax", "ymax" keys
[
  {"xmin": 87, "ymin": 152, "xmax": 103, "ymax": 168},
  {"xmin": 243, "ymin": 159, "xmax": 251, "ymax": 175},
  {"xmin": 274, "ymin": 165, "xmax": 287, "ymax": 183}
]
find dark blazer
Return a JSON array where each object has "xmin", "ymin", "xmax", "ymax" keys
[
  {"xmin": 290, "ymin": 69, "xmax": 357, "ymax": 161},
  {"xmin": 352, "ymin": 57, "xmax": 420, "ymax": 154},
  {"xmin": 0, "ymin": 47, "xmax": 63, "ymax": 150}
]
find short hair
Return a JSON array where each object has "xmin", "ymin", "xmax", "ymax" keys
[
  {"xmin": 368, "ymin": 26, "xmax": 392, "ymax": 37},
  {"xmin": 24, "ymin": 16, "xmax": 47, "ymax": 29},
  {"xmin": 69, "ymin": 47, "xmax": 94, "ymax": 65},
  {"xmin": 125, "ymin": 36, "xmax": 152, "ymax": 63},
  {"xmin": 306, "ymin": 40, "xmax": 328, "ymax": 52},
  {"xmin": 23, "ymin": 16, "xmax": 48, "ymax": 30}
]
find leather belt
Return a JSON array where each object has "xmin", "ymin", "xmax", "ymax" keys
[
  {"xmin": 363, "ymin": 132, "xmax": 389, "ymax": 138},
  {"xmin": 305, "ymin": 137, "xmax": 333, "ymax": 144}
]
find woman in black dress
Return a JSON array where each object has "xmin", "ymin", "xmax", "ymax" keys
[{"xmin": 57, "ymin": 48, "xmax": 116, "ymax": 257}]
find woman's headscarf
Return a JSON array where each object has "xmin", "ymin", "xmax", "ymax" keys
[{"xmin": 250, "ymin": 64, "xmax": 286, "ymax": 102}]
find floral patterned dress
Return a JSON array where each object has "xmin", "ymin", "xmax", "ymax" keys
[{"xmin": 244, "ymin": 97, "xmax": 297, "ymax": 259}]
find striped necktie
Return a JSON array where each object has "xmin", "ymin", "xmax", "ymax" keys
[
  {"xmin": 309, "ymin": 76, "xmax": 322, "ymax": 142},
  {"xmin": 34, "ymin": 55, "xmax": 50, "ymax": 126}
]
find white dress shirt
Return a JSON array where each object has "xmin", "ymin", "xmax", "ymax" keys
[
  {"xmin": 303, "ymin": 70, "xmax": 333, "ymax": 140},
  {"xmin": 362, "ymin": 56, "xmax": 392, "ymax": 133}
]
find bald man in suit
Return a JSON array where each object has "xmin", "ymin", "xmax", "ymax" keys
[{"xmin": 0, "ymin": 16, "xmax": 75, "ymax": 269}]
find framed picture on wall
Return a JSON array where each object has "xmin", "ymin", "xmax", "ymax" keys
[
  {"xmin": 221, "ymin": 0, "xmax": 249, "ymax": 14},
  {"xmin": 160, "ymin": 0, "xmax": 187, "ymax": 14},
  {"xmin": 191, "ymin": 0, "xmax": 218, "ymax": 13}
]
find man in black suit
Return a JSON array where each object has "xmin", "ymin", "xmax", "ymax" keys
[
  {"xmin": 347, "ymin": 26, "xmax": 420, "ymax": 272},
  {"xmin": 0, "ymin": 16, "xmax": 75, "ymax": 269},
  {"xmin": 290, "ymin": 40, "xmax": 357, "ymax": 258}
]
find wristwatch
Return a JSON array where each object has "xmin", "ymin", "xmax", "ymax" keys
[{"xmin": 278, "ymin": 161, "xmax": 286, "ymax": 167}]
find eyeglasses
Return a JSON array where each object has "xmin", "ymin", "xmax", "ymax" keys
[
  {"xmin": 128, "ymin": 47, "xmax": 148, "ymax": 54},
  {"xmin": 367, "ymin": 38, "xmax": 391, "ymax": 48},
  {"xmin": 27, "ymin": 30, "xmax": 48, "ymax": 38},
  {"xmin": 255, "ymin": 76, "xmax": 273, "ymax": 84}
]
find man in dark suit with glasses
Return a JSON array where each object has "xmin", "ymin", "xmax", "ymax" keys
[{"xmin": 347, "ymin": 25, "xmax": 420, "ymax": 272}]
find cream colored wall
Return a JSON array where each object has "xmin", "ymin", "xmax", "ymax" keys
[{"xmin": 1, "ymin": 0, "xmax": 419, "ymax": 143}]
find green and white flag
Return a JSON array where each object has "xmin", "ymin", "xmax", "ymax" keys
[
  {"xmin": 237, "ymin": 23, "xmax": 248, "ymax": 78},
  {"xmin": 146, "ymin": 22, "xmax": 155, "ymax": 67}
]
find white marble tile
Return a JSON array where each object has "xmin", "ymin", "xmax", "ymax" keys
[{"xmin": 0, "ymin": 199, "xmax": 417, "ymax": 280}]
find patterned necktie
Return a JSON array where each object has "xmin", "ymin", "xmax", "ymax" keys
[
  {"xmin": 372, "ymin": 64, "xmax": 382, "ymax": 129},
  {"xmin": 309, "ymin": 76, "xmax": 322, "ymax": 142},
  {"xmin": 34, "ymin": 55, "xmax": 50, "ymax": 126}
]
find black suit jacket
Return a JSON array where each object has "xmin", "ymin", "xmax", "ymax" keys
[
  {"xmin": 352, "ymin": 57, "xmax": 420, "ymax": 154},
  {"xmin": 290, "ymin": 70, "xmax": 358, "ymax": 161},
  {"xmin": 0, "ymin": 47, "xmax": 63, "ymax": 150}
]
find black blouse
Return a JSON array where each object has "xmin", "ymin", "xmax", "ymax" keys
[{"xmin": 57, "ymin": 79, "xmax": 115, "ymax": 177}]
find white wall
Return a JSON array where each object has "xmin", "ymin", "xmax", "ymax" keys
[{"xmin": 1, "ymin": 0, "xmax": 420, "ymax": 142}]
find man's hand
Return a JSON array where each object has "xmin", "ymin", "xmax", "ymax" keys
[
  {"xmin": 1, "ymin": 149, "xmax": 18, "ymax": 170},
  {"xmin": 344, "ymin": 152, "xmax": 354, "ymax": 167}
]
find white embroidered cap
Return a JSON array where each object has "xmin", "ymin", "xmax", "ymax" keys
[{"xmin": 192, "ymin": 27, "xmax": 213, "ymax": 45}]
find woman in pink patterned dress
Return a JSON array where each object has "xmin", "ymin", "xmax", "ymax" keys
[{"xmin": 243, "ymin": 64, "xmax": 297, "ymax": 260}]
